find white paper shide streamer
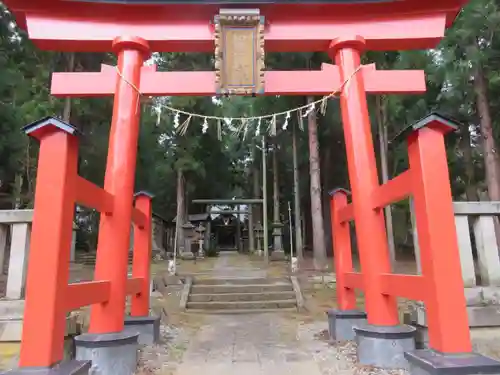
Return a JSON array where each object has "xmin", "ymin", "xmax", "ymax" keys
[
  {"xmin": 302, "ymin": 102, "xmax": 315, "ymax": 118},
  {"xmin": 152, "ymin": 65, "xmax": 362, "ymax": 138},
  {"xmin": 282, "ymin": 111, "xmax": 291, "ymax": 130},
  {"xmin": 173, "ymin": 112, "xmax": 180, "ymax": 129},
  {"xmin": 255, "ymin": 118, "xmax": 262, "ymax": 137}
]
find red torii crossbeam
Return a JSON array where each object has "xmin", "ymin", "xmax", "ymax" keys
[
  {"xmin": 51, "ymin": 63, "xmax": 426, "ymax": 97},
  {"xmin": 8, "ymin": 2, "xmax": 455, "ymax": 52}
]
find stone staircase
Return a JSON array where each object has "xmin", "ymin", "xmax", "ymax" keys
[{"xmin": 186, "ymin": 276, "xmax": 299, "ymax": 314}]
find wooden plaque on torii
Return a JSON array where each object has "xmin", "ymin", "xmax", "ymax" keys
[{"xmin": 214, "ymin": 9, "xmax": 265, "ymax": 96}]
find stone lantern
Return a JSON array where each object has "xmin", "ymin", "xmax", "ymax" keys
[
  {"xmin": 242, "ymin": 227, "xmax": 249, "ymax": 253},
  {"xmin": 180, "ymin": 222, "xmax": 196, "ymax": 260},
  {"xmin": 254, "ymin": 221, "xmax": 263, "ymax": 254},
  {"xmin": 271, "ymin": 221, "xmax": 285, "ymax": 260},
  {"xmin": 195, "ymin": 223, "xmax": 206, "ymax": 258}
]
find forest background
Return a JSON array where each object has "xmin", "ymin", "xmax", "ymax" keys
[{"xmin": 0, "ymin": 0, "xmax": 498, "ymax": 268}]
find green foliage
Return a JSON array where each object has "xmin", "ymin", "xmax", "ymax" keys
[{"xmin": 1, "ymin": 0, "xmax": 500, "ymax": 253}]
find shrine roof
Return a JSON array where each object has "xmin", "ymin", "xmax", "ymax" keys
[{"xmin": 4, "ymin": 0, "xmax": 468, "ymax": 52}]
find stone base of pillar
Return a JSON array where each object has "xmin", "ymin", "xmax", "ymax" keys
[
  {"xmin": 270, "ymin": 250, "xmax": 286, "ymax": 261},
  {"xmin": 180, "ymin": 252, "xmax": 195, "ymax": 260},
  {"xmin": 326, "ymin": 309, "xmax": 367, "ymax": 341},
  {"xmin": 411, "ymin": 324, "xmax": 429, "ymax": 349},
  {"xmin": 75, "ymin": 331, "xmax": 139, "ymax": 375},
  {"xmin": 123, "ymin": 316, "xmax": 160, "ymax": 345},
  {"xmin": 405, "ymin": 349, "xmax": 500, "ymax": 375},
  {"xmin": 354, "ymin": 323, "xmax": 416, "ymax": 369},
  {"xmin": 0, "ymin": 360, "xmax": 91, "ymax": 375}
]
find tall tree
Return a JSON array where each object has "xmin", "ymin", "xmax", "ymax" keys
[
  {"xmin": 272, "ymin": 141, "xmax": 283, "ymax": 252},
  {"xmin": 292, "ymin": 120, "xmax": 304, "ymax": 260},
  {"xmin": 474, "ymin": 63, "xmax": 500, "ymax": 201},
  {"xmin": 175, "ymin": 169, "xmax": 186, "ymax": 254},
  {"xmin": 307, "ymin": 96, "xmax": 327, "ymax": 269},
  {"xmin": 375, "ymin": 95, "xmax": 396, "ymax": 265}
]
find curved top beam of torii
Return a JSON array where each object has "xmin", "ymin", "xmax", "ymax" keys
[{"xmin": 5, "ymin": 0, "xmax": 466, "ymax": 52}]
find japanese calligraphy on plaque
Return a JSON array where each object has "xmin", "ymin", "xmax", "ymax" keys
[{"xmin": 214, "ymin": 9, "xmax": 265, "ymax": 95}]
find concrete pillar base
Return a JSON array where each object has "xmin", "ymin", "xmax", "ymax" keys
[
  {"xmin": 180, "ymin": 252, "xmax": 195, "ymax": 260},
  {"xmin": 270, "ymin": 250, "xmax": 286, "ymax": 261},
  {"xmin": 326, "ymin": 309, "xmax": 367, "ymax": 341},
  {"xmin": 405, "ymin": 349, "xmax": 500, "ymax": 375},
  {"xmin": 354, "ymin": 323, "xmax": 416, "ymax": 369},
  {"xmin": 75, "ymin": 331, "xmax": 139, "ymax": 375},
  {"xmin": 0, "ymin": 360, "xmax": 91, "ymax": 375},
  {"xmin": 123, "ymin": 316, "xmax": 160, "ymax": 345}
]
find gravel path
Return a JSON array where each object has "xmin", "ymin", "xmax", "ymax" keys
[
  {"xmin": 137, "ymin": 315, "xmax": 409, "ymax": 375},
  {"xmin": 137, "ymin": 254, "xmax": 409, "ymax": 375},
  {"xmin": 298, "ymin": 321, "xmax": 408, "ymax": 375},
  {"xmin": 137, "ymin": 324, "xmax": 190, "ymax": 375}
]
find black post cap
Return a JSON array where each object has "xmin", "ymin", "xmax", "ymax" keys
[
  {"xmin": 329, "ymin": 188, "xmax": 351, "ymax": 197},
  {"xmin": 391, "ymin": 112, "xmax": 461, "ymax": 146},
  {"xmin": 22, "ymin": 116, "xmax": 80, "ymax": 141},
  {"xmin": 134, "ymin": 191, "xmax": 155, "ymax": 199}
]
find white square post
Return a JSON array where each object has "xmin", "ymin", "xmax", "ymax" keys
[
  {"xmin": 454, "ymin": 215, "xmax": 476, "ymax": 287},
  {"xmin": 6, "ymin": 223, "xmax": 31, "ymax": 299},
  {"xmin": 0, "ymin": 224, "xmax": 8, "ymax": 275},
  {"xmin": 473, "ymin": 215, "xmax": 500, "ymax": 286}
]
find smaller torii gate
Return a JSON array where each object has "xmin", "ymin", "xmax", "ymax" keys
[{"xmin": 193, "ymin": 198, "xmax": 266, "ymax": 256}]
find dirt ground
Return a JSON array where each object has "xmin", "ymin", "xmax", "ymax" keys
[
  {"xmin": 3, "ymin": 254, "xmax": 500, "ymax": 374},
  {"xmin": 136, "ymin": 254, "xmax": 418, "ymax": 375}
]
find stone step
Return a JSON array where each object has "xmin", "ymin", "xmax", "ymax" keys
[
  {"xmin": 190, "ymin": 283, "xmax": 293, "ymax": 294},
  {"xmin": 188, "ymin": 291, "xmax": 296, "ymax": 302},
  {"xmin": 193, "ymin": 277, "xmax": 289, "ymax": 286},
  {"xmin": 76, "ymin": 254, "xmax": 133, "ymax": 259},
  {"xmin": 186, "ymin": 308, "xmax": 297, "ymax": 315},
  {"xmin": 76, "ymin": 253, "xmax": 133, "ymax": 265},
  {"xmin": 186, "ymin": 299, "xmax": 297, "ymax": 310}
]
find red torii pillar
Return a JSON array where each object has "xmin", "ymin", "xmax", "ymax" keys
[
  {"xmin": 15, "ymin": 112, "xmax": 156, "ymax": 373},
  {"xmin": 89, "ymin": 36, "xmax": 151, "ymax": 334},
  {"xmin": 326, "ymin": 35, "xmax": 500, "ymax": 373},
  {"xmin": 13, "ymin": 36, "xmax": 159, "ymax": 372},
  {"xmin": 328, "ymin": 113, "xmax": 500, "ymax": 372},
  {"xmin": 130, "ymin": 192, "xmax": 154, "ymax": 318},
  {"xmin": 329, "ymin": 35, "xmax": 398, "ymax": 326},
  {"xmin": 19, "ymin": 120, "xmax": 79, "ymax": 369},
  {"xmin": 326, "ymin": 36, "xmax": 411, "ymax": 369}
]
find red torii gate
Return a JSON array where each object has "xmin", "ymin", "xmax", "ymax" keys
[{"xmin": 4, "ymin": 0, "xmax": 499, "ymax": 374}]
